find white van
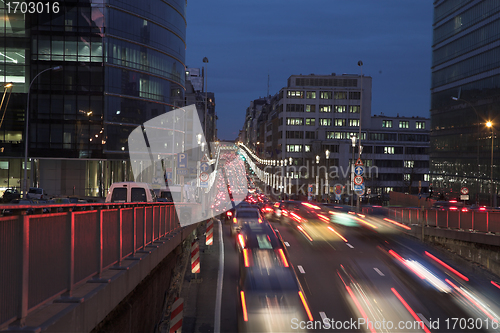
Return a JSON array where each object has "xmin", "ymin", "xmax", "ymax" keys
[{"xmin": 105, "ymin": 182, "xmax": 157, "ymax": 203}]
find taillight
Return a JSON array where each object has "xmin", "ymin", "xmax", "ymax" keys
[
  {"xmin": 243, "ymin": 248, "xmax": 251, "ymax": 267},
  {"xmin": 480, "ymin": 207, "xmax": 486, "ymax": 211},
  {"xmin": 233, "ymin": 217, "xmax": 237, "ymax": 224},
  {"xmin": 449, "ymin": 206, "xmax": 457, "ymax": 210},
  {"xmin": 227, "ymin": 211, "xmax": 233, "ymax": 217},
  {"xmin": 240, "ymin": 291, "xmax": 248, "ymax": 321},
  {"xmin": 461, "ymin": 207, "xmax": 468, "ymax": 212},
  {"xmin": 298, "ymin": 291, "xmax": 313, "ymax": 321},
  {"xmin": 278, "ymin": 249, "xmax": 289, "ymax": 267},
  {"xmin": 238, "ymin": 234, "xmax": 245, "ymax": 249},
  {"xmin": 258, "ymin": 218, "xmax": 262, "ymax": 223}
]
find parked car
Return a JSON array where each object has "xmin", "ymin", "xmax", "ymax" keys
[
  {"xmin": 2, "ymin": 188, "xmax": 20, "ymax": 203},
  {"xmin": 27, "ymin": 187, "xmax": 47, "ymax": 200}
]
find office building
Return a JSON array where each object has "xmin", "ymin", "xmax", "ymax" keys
[
  {"xmin": 431, "ymin": 0, "xmax": 500, "ymax": 204},
  {"xmin": 0, "ymin": 0, "xmax": 186, "ymax": 197}
]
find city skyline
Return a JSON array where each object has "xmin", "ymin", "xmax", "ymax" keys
[{"xmin": 185, "ymin": 0, "xmax": 433, "ymax": 140}]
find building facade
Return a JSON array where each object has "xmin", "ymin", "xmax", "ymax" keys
[
  {"xmin": 431, "ymin": 0, "xmax": 500, "ymax": 204},
  {"xmin": 242, "ymin": 74, "xmax": 430, "ymax": 201},
  {"xmin": 0, "ymin": 0, "xmax": 187, "ymax": 197}
]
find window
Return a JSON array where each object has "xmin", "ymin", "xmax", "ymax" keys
[
  {"xmin": 305, "ymin": 118, "xmax": 316, "ymax": 126},
  {"xmin": 399, "ymin": 121, "xmax": 409, "ymax": 129},
  {"xmin": 320, "ymin": 118, "xmax": 331, "ymax": 126},
  {"xmin": 404, "ymin": 174, "xmax": 411, "ymax": 181},
  {"xmin": 349, "ymin": 91, "xmax": 361, "ymax": 100},
  {"xmin": 319, "ymin": 105, "xmax": 332, "ymax": 112},
  {"xmin": 416, "ymin": 121, "xmax": 426, "ymax": 129},
  {"xmin": 320, "ymin": 91, "xmax": 332, "ymax": 99},
  {"xmin": 424, "ymin": 174, "xmax": 430, "ymax": 181},
  {"xmin": 349, "ymin": 106, "xmax": 360, "ymax": 113},
  {"xmin": 305, "ymin": 104, "xmax": 316, "ymax": 112},
  {"xmin": 287, "ymin": 144, "xmax": 302, "ymax": 152},
  {"xmin": 349, "ymin": 119, "xmax": 359, "ymax": 127},
  {"xmin": 334, "ymin": 91, "xmax": 347, "ymax": 100},
  {"xmin": 286, "ymin": 104, "xmax": 304, "ymax": 112},
  {"xmin": 382, "ymin": 120, "xmax": 392, "ymax": 128},
  {"xmin": 334, "ymin": 119, "xmax": 345, "ymax": 127},
  {"xmin": 305, "ymin": 131, "xmax": 316, "ymax": 139},
  {"xmin": 334, "ymin": 105, "xmax": 346, "ymax": 113},
  {"xmin": 404, "ymin": 160, "xmax": 415, "ymax": 168},
  {"xmin": 304, "ymin": 145, "xmax": 311, "ymax": 152},
  {"xmin": 286, "ymin": 131, "xmax": 304, "ymax": 139},
  {"xmin": 384, "ymin": 147, "xmax": 395, "ymax": 154},
  {"xmin": 111, "ymin": 188, "xmax": 127, "ymax": 202},
  {"xmin": 287, "ymin": 90, "xmax": 304, "ymax": 98},
  {"xmin": 287, "ymin": 118, "xmax": 303, "ymax": 125},
  {"xmin": 131, "ymin": 187, "xmax": 147, "ymax": 202},
  {"xmin": 306, "ymin": 91, "xmax": 316, "ymax": 99}
]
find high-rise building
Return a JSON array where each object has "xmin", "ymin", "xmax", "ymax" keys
[
  {"xmin": 431, "ymin": 0, "xmax": 500, "ymax": 204},
  {"xmin": 0, "ymin": 0, "xmax": 186, "ymax": 197}
]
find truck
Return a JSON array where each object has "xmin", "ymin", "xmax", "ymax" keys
[{"xmin": 105, "ymin": 182, "xmax": 157, "ymax": 203}]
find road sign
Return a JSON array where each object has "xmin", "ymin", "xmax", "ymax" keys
[
  {"xmin": 355, "ymin": 188, "xmax": 365, "ymax": 196},
  {"xmin": 308, "ymin": 184, "xmax": 313, "ymax": 193},
  {"xmin": 177, "ymin": 168, "xmax": 189, "ymax": 175},
  {"xmin": 177, "ymin": 153, "xmax": 187, "ymax": 168},
  {"xmin": 334, "ymin": 185, "xmax": 342, "ymax": 195},
  {"xmin": 461, "ymin": 187, "xmax": 469, "ymax": 195},
  {"xmin": 201, "ymin": 155, "xmax": 208, "ymax": 163},
  {"xmin": 354, "ymin": 184, "xmax": 365, "ymax": 191},
  {"xmin": 355, "ymin": 158, "xmax": 363, "ymax": 166},
  {"xmin": 200, "ymin": 172, "xmax": 209, "ymax": 182},
  {"xmin": 200, "ymin": 162, "xmax": 210, "ymax": 173},
  {"xmin": 354, "ymin": 165, "xmax": 364, "ymax": 176},
  {"xmin": 335, "ymin": 194, "xmax": 341, "ymax": 201},
  {"xmin": 200, "ymin": 181, "xmax": 208, "ymax": 188},
  {"xmin": 165, "ymin": 172, "xmax": 173, "ymax": 179},
  {"xmin": 354, "ymin": 176, "xmax": 364, "ymax": 185},
  {"xmin": 460, "ymin": 194, "xmax": 469, "ymax": 201}
]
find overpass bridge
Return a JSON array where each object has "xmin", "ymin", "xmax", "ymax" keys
[{"xmin": 0, "ymin": 202, "xmax": 200, "ymax": 332}]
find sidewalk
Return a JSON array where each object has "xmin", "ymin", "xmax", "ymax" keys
[{"xmin": 180, "ymin": 219, "xmax": 221, "ymax": 333}]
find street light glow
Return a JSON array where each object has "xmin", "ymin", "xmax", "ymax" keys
[{"xmin": 487, "ymin": 121, "xmax": 492, "ymax": 128}]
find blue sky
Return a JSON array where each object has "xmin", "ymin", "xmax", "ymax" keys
[{"xmin": 185, "ymin": 1, "xmax": 433, "ymax": 140}]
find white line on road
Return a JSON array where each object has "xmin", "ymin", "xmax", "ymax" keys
[
  {"xmin": 373, "ymin": 267, "xmax": 385, "ymax": 276},
  {"xmin": 417, "ymin": 313, "xmax": 430, "ymax": 328},
  {"xmin": 346, "ymin": 243, "xmax": 354, "ymax": 248},
  {"xmin": 297, "ymin": 265, "xmax": 305, "ymax": 274},
  {"xmin": 319, "ymin": 312, "xmax": 328, "ymax": 322},
  {"xmin": 214, "ymin": 219, "xmax": 224, "ymax": 333},
  {"xmin": 284, "ymin": 242, "xmax": 290, "ymax": 247}
]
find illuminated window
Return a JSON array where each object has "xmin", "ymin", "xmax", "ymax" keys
[
  {"xmin": 334, "ymin": 119, "xmax": 345, "ymax": 127},
  {"xmin": 319, "ymin": 118, "xmax": 331, "ymax": 126},
  {"xmin": 287, "ymin": 91, "xmax": 304, "ymax": 98},
  {"xmin": 382, "ymin": 120, "xmax": 392, "ymax": 128},
  {"xmin": 424, "ymin": 174, "xmax": 430, "ymax": 181},
  {"xmin": 334, "ymin": 105, "xmax": 346, "ymax": 113},
  {"xmin": 404, "ymin": 160, "xmax": 414, "ymax": 168},
  {"xmin": 305, "ymin": 104, "xmax": 316, "ymax": 112},
  {"xmin": 320, "ymin": 105, "xmax": 332, "ymax": 112},
  {"xmin": 304, "ymin": 145, "xmax": 311, "ymax": 152},
  {"xmin": 399, "ymin": 121, "xmax": 409, "ymax": 129},
  {"xmin": 349, "ymin": 106, "xmax": 360, "ymax": 113},
  {"xmin": 287, "ymin": 144, "xmax": 302, "ymax": 152},
  {"xmin": 349, "ymin": 119, "xmax": 359, "ymax": 127},
  {"xmin": 416, "ymin": 121, "xmax": 425, "ymax": 129},
  {"xmin": 320, "ymin": 91, "xmax": 332, "ymax": 99},
  {"xmin": 306, "ymin": 91, "xmax": 316, "ymax": 99},
  {"xmin": 384, "ymin": 147, "xmax": 395, "ymax": 154},
  {"xmin": 404, "ymin": 174, "xmax": 411, "ymax": 181},
  {"xmin": 305, "ymin": 118, "xmax": 316, "ymax": 126}
]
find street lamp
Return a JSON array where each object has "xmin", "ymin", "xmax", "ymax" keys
[
  {"xmin": 24, "ymin": 65, "xmax": 63, "ymax": 197},
  {"xmin": 203, "ymin": 57, "xmax": 209, "ymax": 140},
  {"xmin": 452, "ymin": 96, "xmax": 481, "ymax": 204},
  {"xmin": 325, "ymin": 149, "xmax": 330, "ymax": 202},
  {"xmin": 487, "ymin": 121, "xmax": 495, "ymax": 207},
  {"xmin": 357, "ymin": 60, "xmax": 363, "ymax": 159},
  {"xmin": 0, "ymin": 83, "xmax": 13, "ymax": 129},
  {"xmin": 351, "ymin": 135, "xmax": 356, "ymax": 207}
]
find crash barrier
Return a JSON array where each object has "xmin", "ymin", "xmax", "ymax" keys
[
  {"xmin": 0, "ymin": 202, "xmax": 195, "ymax": 330},
  {"xmin": 386, "ymin": 207, "xmax": 500, "ymax": 234}
]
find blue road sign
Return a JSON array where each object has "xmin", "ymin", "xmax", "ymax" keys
[
  {"xmin": 200, "ymin": 181, "xmax": 208, "ymax": 188},
  {"xmin": 177, "ymin": 168, "xmax": 189, "ymax": 175},
  {"xmin": 177, "ymin": 153, "xmax": 187, "ymax": 168},
  {"xmin": 354, "ymin": 184, "xmax": 365, "ymax": 191},
  {"xmin": 354, "ymin": 165, "xmax": 364, "ymax": 176},
  {"xmin": 200, "ymin": 162, "xmax": 210, "ymax": 173},
  {"xmin": 165, "ymin": 172, "xmax": 173, "ymax": 179}
]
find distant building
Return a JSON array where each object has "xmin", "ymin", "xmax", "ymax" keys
[
  {"xmin": 431, "ymin": 0, "xmax": 500, "ymax": 204},
  {"xmin": 242, "ymin": 73, "xmax": 430, "ymax": 201}
]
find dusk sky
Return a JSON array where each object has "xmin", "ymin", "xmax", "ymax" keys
[{"xmin": 185, "ymin": 1, "xmax": 434, "ymax": 141}]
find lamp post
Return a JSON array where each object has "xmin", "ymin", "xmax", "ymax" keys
[
  {"xmin": 0, "ymin": 83, "xmax": 13, "ymax": 129},
  {"xmin": 325, "ymin": 149, "xmax": 330, "ymax": 203},
  {"xmin": 289, "ymin": 157, "xmax": 293, "ymax": 197},
  {"xmin": 24, "ymin": 66, "xmax": 63, "ymax": 197},
  {"xmin": 315, "ymin": 155, "xmax": 320, "ymax": 201},
  {"xmin": 203, "ymin": 57, "xmax": 209, "ymax": 140},
  {"xmin": 357, "ymin": 61, "xmax": 363, "ymax": 160},
  {"xmin": 487, "ymin": 121, "xmax": 495, "ymax": 207},
  {"xmin": 452, "ymin": 96, "xmax": 481, "ymax": 204},
  {"xmin": 351, "ymin": 135, "xmax": 356, "ymax": 207}
]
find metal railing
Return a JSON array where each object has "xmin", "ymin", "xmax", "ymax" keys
[
  {"xmin": 0, "ymin": 202, "xmax": 192, "ymax": 329},
  {"xmin": 386, "ymin": 207, "xmax": 500, "ymax": 234}
]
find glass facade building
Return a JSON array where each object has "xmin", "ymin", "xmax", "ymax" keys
[
  {"xmin": 0, "ymin": 0, "xmax": 186, "ymax": 197},
  {"xmin": 431, "ymin": 0, "xmax": 500, "ymax": 204}
]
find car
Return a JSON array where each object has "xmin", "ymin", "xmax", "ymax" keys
[
  {"xmin": 432, "ymin": 200, "xmax": 466, "ymax": 211},
  {"xmin": 2, "ymin": 199, "xmax": 36, "ymax": 215},
  {"xmin": 231, "ymin": 207, "xmax": 262, "ymax": 236},
  {"xmin": 105, "ymin": 182, "xmax": 157, "ymax": 203},
  {"xmin": 2, "ymin": 188, "xmax": 21, "ymax": 203}
]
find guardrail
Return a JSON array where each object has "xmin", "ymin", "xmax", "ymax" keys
[
  {"xmin": 386, "ymin": 207, "xmax": 500, "ymax": 234},
  {"xmin": 0, "ymin": 202, "xmax": 192, "ymax": 330}
]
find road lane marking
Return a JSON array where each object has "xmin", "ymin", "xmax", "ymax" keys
[
  {"xmin": 214, "ymin": 219, "xmax": 224, "ymax": 333},
  {"xmin": 417, "ymin": 313, "xmax": 430, "ymax": 328},
  {"xmin": 298, "ymin": 265, "xmax": 305, "ymax": 274},
  {"xmin": 319, "ymin": 312, "xmax": 328, "ymax": 322},
  {"xmin": 284, "ymin": 242, "xmax": 290, "ymax": 247},
  {"xmin": 373, "ymin": 268, "xmax": 385, "ymax": 276},
  {"xmin": 346, "ymin": 243, "xmax": 354, "ymax": 248}
]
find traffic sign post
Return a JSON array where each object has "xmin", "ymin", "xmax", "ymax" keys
[
  {"xmin": 354, "ymin": 176, "xmax": 364, "ymax": 185},
  {"xmin": 354, "ymin": 165, "xmax": 364, "ymax": 176},
  {"xmin": 177, "ymin": 153, "xmax": 187, "ymax": 168}
]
